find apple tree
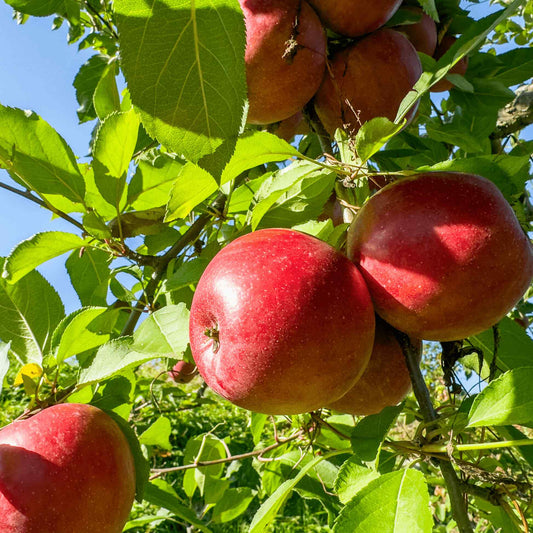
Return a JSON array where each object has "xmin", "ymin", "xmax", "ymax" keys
[{"xmin": 0, "ymin": 0, "xmax": 533, "ymax": 531}]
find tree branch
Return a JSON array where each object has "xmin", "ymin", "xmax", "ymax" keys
[
  {"xmin": 149, "ymin": 429, "xmax": 304, "ymax": 479},
  {"xmin": 0, "ymin": 181, "xmax": 85, "ymax": 232},
  {"xmin": 492, "ymin": 83, "xmax": 533, "ymax": 139},
  {"xmin": 394, "ymin": 331, "xmax": 474, "ymax": 533}
]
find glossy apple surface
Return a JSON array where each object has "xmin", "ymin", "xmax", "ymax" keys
[
  {"xmin": 314, "ymin": 29, "xmax": 422, "ymax": 136},
  {"xmin": 189, "ymin": 228, "xmax": 375, "ymax": 414},
  {"xmin": 0, "ymin": 403, "xmax": 135, "ymax": 533},
  {"xmin": 271, "ymin": 111, "xmax": 310, "ymax": 141},
  {"xmin": 431, "ymin": 35, "xmax": 469, "ymax": 92},
  {"xmin": 240, "ymin": 0, "xmax": 327, "ymax": 124},
  {"xmin": 328, "ymin": 317, "xmax": 422, "ymax": 416},
  {"xmin": 394, "ymin": 6, "xmax": 437, "ymax": 56},
  {"xmin": 307, "ymin": 0, "xmax": 402, "ymax": 37},
  {"xmin": 169, "ymin": 360, "xmax": 197, "ymax": 384},
  {"xmin": 347, "ymin": 172, "xmax": 533, "ymax": 341}
]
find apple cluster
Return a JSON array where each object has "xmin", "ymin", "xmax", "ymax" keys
[
  {"xmin": 189, "ymin": 172, "xmax": 533, "ymax": 417},
  {"xmin": 240, "ymin": 0, "xmax": 467, "ymax": 138},
  {"xmin": 0, "ymin": 403, "xmax": 136, "ymax": 533}
]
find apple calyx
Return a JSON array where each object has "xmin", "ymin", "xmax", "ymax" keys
[{"xmin": 204, "ymin": 327, "xmax": 220, "ymax": 353}]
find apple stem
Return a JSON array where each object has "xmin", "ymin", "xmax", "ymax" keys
[
  {"xmin": 394, "ymin": 330, "xmax": 474, "ymax": 533},
  {"xmin": 204, "ymin": 327, "xmax": 220, "ymax": 353}
]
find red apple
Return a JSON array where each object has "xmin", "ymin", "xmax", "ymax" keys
[
  {"xmin": 270, "ymin": 111, "xmax": 310, "ymax": 141},
  {"xmin": 169, "ymin": 360, "xmax": 198, "ymax": 384},
  {"xmin": 240, "ymin": 0, "xmax": 327, "ymax": 124},
  {"xmin": 430, "ymin": 35, "xmax": 469, "ymax": 93},
  {"xmin": 189, "ymin": 228, "xmax": 375, "ymax": 415},
  {"xmin": 328, "ymin": 317, "xmax": 422, "ymax": 416},
  {"xmin": 307, "ymin": 0, "xmax": 402, "ymax": 37},
  {"xmin": 0, "ymin": 403, "xmax": 136, "ymax": 533},
  {"xmin": 394, "ymin": 6, "xmax": 437, "ymax": 56},
  {"xmin": 313, "ymin": 29, "xmax": 422, "ymax": 136},
  {"xmin": 347, "ymin": 172, "xmax": 533, "ymax": 341}
]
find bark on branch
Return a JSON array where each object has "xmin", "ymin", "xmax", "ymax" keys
[{"xmin": 493, "ymin": 83, "xmax": 533, "ymax": 139}]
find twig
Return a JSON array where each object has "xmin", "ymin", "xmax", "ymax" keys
[
  {"xmin": 394, "ymin": 330, "xmax": 474, "ymax": 533},
  {"xmin": 82, "ymin": 0, "xmax": 119, "ymax": 40},
  {"xmin": 149, "ymin": 429, "xmax": 304, "ymax": 479},
  {"xmin": 304, "ymin": 101, "xmax": 333, "ymax": 156},
  {"xmin": 0, "ymin": 181, "xmax": 85, "ymax": 232}
]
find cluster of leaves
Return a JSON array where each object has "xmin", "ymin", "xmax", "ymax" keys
[{"xmin": 0, "ymin": 0, "xmax": 532, "ymax": 531}]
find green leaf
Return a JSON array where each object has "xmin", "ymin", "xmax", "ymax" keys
[
  {"xmin": 0, "ymin": 105, "xmax": 85, "ymax": 207},
  {"xmin": 0, "ymin": 259, "xmax": 64, "ymax": 363},
  {"xmin": 351, "ymin": 405, "xmax": 403, "ymax": 463},
  {"xmin": 333, "ymin": 469, "xmax": 433, "ymax": 533},
  {"xmin": 334, "ymin": 457, "xmax": 379, "ymax": 505},
  {"xmin": 133, "ymin": 304, "xmax": 190, "ymax": 355},
  {"xmin": 468, "ymin": 368, "xmax": 533, "ymax": 427},
  {"xmin": 114, "ymin": 0, "xmax": 247, "ymax": 164},
  {"xmin": 467, "ymin": 318, "xmax": 533, "ymax": 376},
  {"xmin": 250, "ymin": 412, "xmax": 268, "ymax": 446},
  {"xmin": 0, "ymin": 342, "xmax": 11, "ymax": 398},
  {"xmin": 105, "ymin": 409, "xmax": 150, "ymax": 502},
  {"xmin": 220, "ymin": 131, "xmax": 301, "ymax": 184},
  {"xmin": 93, "ymin": 61, "xmax": 121, "ymax": 120},
  {"xmin": 54, "ymin": 307, "xmax": 111, "ymax": 364},
  {"xmin": 3, "ymin": 232, "xmax": 87, "ymax": 284},
  {"xmin": 212, "ymin": 487, "xmax": 255, "ymax": 524},
  {"xmin": 128, "ymin": 154, "xmax": 185, "ymax": 211},
  {"xmin": 164, "ymin": 258, "xmax": 209, "ymax": 292},
  {"xmin": 144, "ymin": 480, "xmax": 212, "ymax": 533},
  {"xmin": 165, "ymin": 162, "xmax": 218, "ymax": 221},
  {"xmin": 73, "ymin": 55, "xmax": 109, "ymax": 123},
  {"xmin": 416, "ymin": 0, "xmax": 438, "ymax": 21},
  {"xmin": 65, "ymin": 248, "xmax": 111, "ymax": 307},
  {"xmin": 92, "ymin": 110, "xmax": 140, "ymax": 207},
  {"xmin": 490, "ymin": 48, "xmax": 533, "ymax": 86},
  {"xmin": 252, "ymin": 165, "xmax": 336, "ymax": 230},
  {"xmin": 249, "ymin": 450, "xmax": 344, "ymax": 533},
  {"xmin": 4, "ymin": 0, "xmax": 64, "ymax": 16},
  {"xmin": 355, "ymin": 118, "xmax": 404, "ymax": 163},
  {"xmin": 395, "ymin": 1, "xmax": 524, "ymax": 122},
  {"xmin": 139, "ymin": 416, "xmax": 172, "ymax": 450}
]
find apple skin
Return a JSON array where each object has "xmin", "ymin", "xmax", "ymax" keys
[
  {"xmin": 168, "ymin": 360, "xmax": 197, "ymax": 384},
  {"xmin": 394, "ymin": 6, "xmax": 437, "ymax": 56},
  {"xmin": 314, "ymin": 29, "xmax": 422, "ymax": 136},
  {"xmin": 430, "ymin": 35, "xmax": 469, "ymax": 93},
  {"xmin": 189, "ymin": 228, "xmax": 376, "ymax": 415},
  {"xmin": 307, "ymin": 0, "xmax": 402, "ymax": 37},
  {"xmin": 240, "ymin": 0, "xmax": 327, "ymax": 124},
  {"xmin": 328, "ymin": 317, "xmax": 421, "ymax": 416},
  {"xmin": 0, "ymin": 403, "xmax": 136, "ymax": 533},
  {"xmin": 271, "ymin": 111, "xmax": 310, "ymax": 141},
  {"xmin": 347, "ymin": 172, "xmax": 533, "ymax": 341}
]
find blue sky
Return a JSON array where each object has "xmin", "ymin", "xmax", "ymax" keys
[{"xmin": 0, "ymin": 0, "xmax": 529, "ymax": 315}]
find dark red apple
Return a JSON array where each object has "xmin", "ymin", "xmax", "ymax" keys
[
  {"xmin": 0, "ymin": 403, "xmax": 136, "ymax": 533},
  {"xmin": 307, "ymin": 0, "xmax": 402, "ymax": 37},
  {"xmin": 347, "ymin": 172, "xmax": 533, "ymax": 341},
  {"xmin": 169, "ymin": 360, "xmax": 198, "ymax": 384},
  {"xmin": 240, "ymin": 0, "xmax": 327, "ymax": 124},
  {"xmin": 394, "ymin": 6, "xmax": 437, "ymax": 56},
  {"xmin": 328, "ymin": 317, "xmax": 422, "ymax": 416},
  {"xmin": 314, "ymin": 29, "xmax": 422, "ymax": 136},
  {"xmin": 189, "ymin": 228, "xmax": 375, "ymax": 415},
  {"xmin": 270, "ymin": 111, "xmax": 310, "ymax": 141},
  {"xmin": 430, "ymin": 35, "xmax": 469, "ymax": 93}
]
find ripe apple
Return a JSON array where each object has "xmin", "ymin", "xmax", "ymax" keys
[
  {"xmin": 313, "ymin": 29, "xmax": 422, "ymax": 136},
  {"xmin": 189, "ymin": 228, "xmax": 375, "ymax": 415},
  {"xmin": 394, "ymin": 6, "xmax": 437, "ymax": 56},
  {"xmin": 328, "ymin": 317, "xmax": 422, "ymax": 416},
  {"xmin": 430, "ymin": 35, "xmax": 469, "ymax": 93},
  {"xmin": 270, "ymin": 111, "xmax": 310, "ymax": 141},
  {"xmin": 240, "ymin": 0, "xmax": 327, "ymax": 124},
  {"xmin": 347, "ymin": 172, "xmax": 533, "ymax": 341},
  {"xmin": 307, "ymin": 0, "xmax": 402, "ymax": 37},
  {"xmin": 0, "ymin": 403, "xmax": 136, "ymax": 533},
  {"xmin": 168, "ymin": 360, "xmax": 198, "ymax": 384}
]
